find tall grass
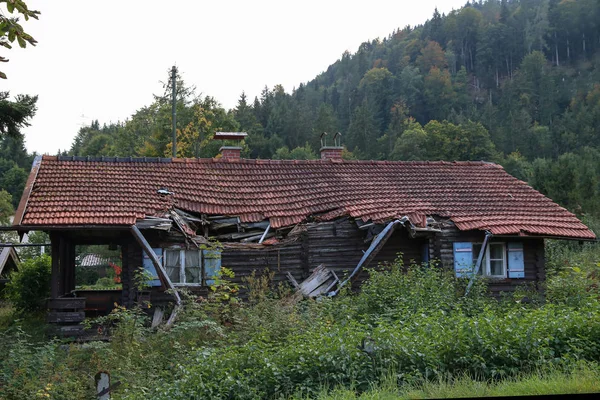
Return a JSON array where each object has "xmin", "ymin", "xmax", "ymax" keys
[{"xmin": 308, "ymin": 362, "xmax": 600, "ymax": 399}]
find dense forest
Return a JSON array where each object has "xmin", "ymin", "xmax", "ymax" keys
[{"xmin": 5, "ymin": 0, "xmax": 600, "ymax": 221}]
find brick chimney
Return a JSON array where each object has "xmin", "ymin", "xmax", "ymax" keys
[
  {"xmin": 214, "ymin": 132, "xmax": 247, "ymax": 160},
  {"xmin": 220, "ymin": 146, "xmax": 242, "ymax": 160},
  {"xmin": 320, "ymin": 146, "xmax": 344, "ymax": 160},
  {"xmin": 320, "ymin": 131, "xmax": 344, "ymax": 160}
]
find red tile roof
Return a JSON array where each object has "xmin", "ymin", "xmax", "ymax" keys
[{"xmin": 13, "ymin": 155, "xmax": 595, "ymax": 239}]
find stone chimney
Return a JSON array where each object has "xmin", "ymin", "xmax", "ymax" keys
[
  {"xmin": 214, "ymin": 132, "xmax": 247, "ymax": 160},
  {"xmin": 320, "ymin": 132, "xmax": 344, "ymax": 160}
]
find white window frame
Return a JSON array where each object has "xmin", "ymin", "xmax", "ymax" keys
[
  {"xmin": 163, "ymin": 248, "xmax": 203, "ymax": 286},
  {"xmin": 473, "ymin": 242, "xmax": 507, "ymax": 279}
]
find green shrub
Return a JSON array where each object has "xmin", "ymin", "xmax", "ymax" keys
[
  {"xmin": 5, "ymin": 254, "xmax": 51, "ymax": 313},
  {"xmin": 74, "ymin": 267, "xmax": 99, "ymax": 286},
  {"xmin": 0, "ymin": 327, "xmax": 96, "ymax": 399},
  {"xmin": 546, "ymin": 264, "xmax": 600, "ymax": 307},
  {"xmin": 4, "ymin": 248, "xmax": 600, "ymax": 399}
]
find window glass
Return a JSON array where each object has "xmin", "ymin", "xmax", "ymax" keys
[
  {"xmin": 165, "ymin": 249, "xmax": 181, "ymax": 283},
  {"xmin": 185, "ymin": 250, "xmax": 202, "ymax": 284},
  {"xmin": 490, "ymin": 260, "xmax": 504, "ymax": 276},
  {"xmin": 204, "ymin": 250, "xmax": 221, "ymax": 286},
  {"xmin": 489, "ymin": 243, "xmax": 504, "ymax": 260},
  {"xmin": 472, "ymin": 244, "xmax": 485, "ymax": 274},
  {"xmin": 470, "ymin": 242, "xmax": 506, "ymax": 277},
  {"xmin": 489, "ymin": 243, "xmax": 505, "ymax": 276}
]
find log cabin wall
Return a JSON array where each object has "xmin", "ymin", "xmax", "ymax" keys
[
  {"xmin": 222, "ymin": 242, "xmax": 304, "ymax": 288},
  {"xmin": 224, "ymin": 219, "xmax": 425, "ymax": 291},
  {"xmin": 131, "ymin": 219, "xmax": 426, "ymax": 297},
  {"xmin": 127, "ymin": 219, "xmax": 545, "ymax": 301}
]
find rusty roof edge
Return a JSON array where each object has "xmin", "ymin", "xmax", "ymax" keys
[{"xmin": 13, "ymin": 155, "xmax": 42, "ymax": 227}]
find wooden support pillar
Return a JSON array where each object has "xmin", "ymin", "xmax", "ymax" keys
[
  {"xmin": 50, "ymin": 232, "xmax": 60, "ymax": 299},
  {"xmin": 65, "ymin": 239, "xmax": 76, "ymax": 294},
  {"xmin": 121, "ymin": 241, "xmax": 131, "ymax": 307},
  {"xmin": 58, "ymin": 235, "xmax": 67, "ymax": 297}
]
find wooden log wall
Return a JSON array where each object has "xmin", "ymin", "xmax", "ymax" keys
[
  {"xmin": 306, "ymin": 219, "xmax": 366, "ymax": 280},
  {"xmin": 222, "ymin": 242, "xmax": 304, "ymax": 288},
  {"xmin": 222, "ymin": 219, "xmax": 426, "ymax": 292},
  {"xmin": 129, "ymin": 219, "xmax": 546, "ymax": 299}
]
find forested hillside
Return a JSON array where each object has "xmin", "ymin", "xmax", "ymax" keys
[
  {"xmin": 0, "ymin": 93, "xmax": 35, "ymax": 216},
  {"xmin": 35, "ymin": 0, "xmax": 600, "ymax": 221}
]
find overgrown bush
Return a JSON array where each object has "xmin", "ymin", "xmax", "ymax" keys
[
  {"xmin": 121, "ymin": 260, "xmax": 600, "ymax": 399},
  {"xmin": 0, "ymin": 327, "xmax": 97, "ymax": 399},
  {"xmin": 5, "ymin": 254, "xmax": 51, "ymax": 313},
  {"xmin": 3, "ymin": 250, "xmax": 600, "ymax": 399}
]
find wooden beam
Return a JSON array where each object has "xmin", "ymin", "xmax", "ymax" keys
[
  {"xmin": 50, "ymin": 233, "xmax": 60, "ymax": 298},
  {"xmin": 58, "ymin": 234, "xmax": 67, "ymax": 297},
  {"xmin": 130, "ymin": 225, "xmax": 181, "ymax": 305},
  {"xmin": 65, "ymin": 239, "xmax": 76, "ymax": 294}
]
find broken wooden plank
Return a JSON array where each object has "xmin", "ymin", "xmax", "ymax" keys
[
  {"xmin": 240, "ymin": 221, "xmax": 270, "ymax": 230},
  {"xmin": 289, "ymin": 264, "xmax": 339, "ymax": 299},
  {"xmin": 299, "ymin": 265, "xmax": 331, "ymax": 295},
  {"xmin": 151, "ymin": 307, "xmax": 164, "ymax": 328},
  {"xmin": 357, "ymin": 222, "xmax": 374, "ymax": 230},
  {"xmin": 169, "ymin": 210, "xmax": 198, "ymax": 237},
  {"xmin": 165, "ymin": 304, "xmax": 181, "ymax": 328},
  {"xmin": 215, "ymin": 230, "xmax": 264, "ymax": 240},
  {"xmin": 240, "ymin": 232, "xmax": 275, "ymax": 243},
  {"xmin": 322, "ymin": 271, "xmax": 341, "ymax": 294},
  {"xmin": 210, "ymin": 217, "xmax": 240, "ymax": 230},
  {"xmin": 136, "ymin": 218, "xmax": 173, "ymax": 230},
  {"xmin": 286, "ymin": 272, "xmax": 300, "ymax": 290},
  {"xmin": 47, "ymin": 311, "xmax": 85, "ymax": 323},
  {"xmin": 174, "ymin": 208, "xmax": 204, "ymax": 223},
  {"xmin": 49, "ymin": 324, "xmax": 85, "ymax": 337},
  {"xmin": 47, "ymin": 298, "xmax": 85, "ymax": 310}
]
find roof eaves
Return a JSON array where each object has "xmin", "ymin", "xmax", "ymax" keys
[{"xmin": 13, "ymin": 155, "xmax": 42, "ymax": 227}]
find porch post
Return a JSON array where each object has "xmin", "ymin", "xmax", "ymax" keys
[
  {"xmin": 50, "ymin": 232, "xmax": 60, "ymax": 298},
  {"xmin": 65, "ymin": 239, "xmax": 76, "ymax": 294}
]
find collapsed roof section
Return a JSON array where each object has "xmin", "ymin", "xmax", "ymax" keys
[{"xmin": 12, "ymin": 155, "xmax": 596, "ymax": 240}]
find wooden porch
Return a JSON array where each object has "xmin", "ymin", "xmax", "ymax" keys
[{"xmin": 46, "ymin": 228, "xmax": 144, "ymax": 337}]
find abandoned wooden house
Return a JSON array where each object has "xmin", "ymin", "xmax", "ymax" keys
[{"xmin": 10, "ymin": 141, "xmax": 596, "ymax": 332}]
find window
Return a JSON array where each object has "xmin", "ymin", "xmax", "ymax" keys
[
  {"xmin": 453, "ymin": 242, "xmax": 525, "ymax": 279},
  {"xmin": 473, "ymin": 243, "xmax": 506, "ymax": 278},
  {"xmin": 164, "ymin": 248, "xmax": 220, "ymax": 286},
  {"xmin": 143, "ymin": 248, "xmax": 221, "ymax": 286}
]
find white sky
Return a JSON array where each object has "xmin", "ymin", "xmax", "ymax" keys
[{"xmin": 2, "ymin": 0, "xmax": 466, "ymax": 155}]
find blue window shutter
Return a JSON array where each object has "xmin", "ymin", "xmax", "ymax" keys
[
  {"xmin": 453, "ymin": 242, "xmax": 473, "ymax": 278},
  {"xmin": 507, "ymin": 242, "xmax": 525, "ymax": 278},
  {"xmin": 142, "ymin": 248, "xmax": 163, "ymax": 287},
  {"xmin": 203, "ymin": 250, "xmax": 221, "ymax": 286}
]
